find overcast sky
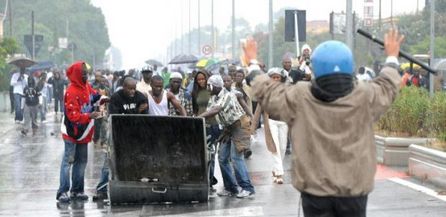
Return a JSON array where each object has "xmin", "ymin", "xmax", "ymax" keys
[{"xmin": 91, "ymin": 0, "xmax": 424, "ymax": 69}]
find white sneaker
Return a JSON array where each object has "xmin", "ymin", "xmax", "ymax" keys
[
  {"xmin": 236, "ymin": 189, "xmax": 255, "ymax": 199},
  {"xmin": 217, "ymin": 189, "xmax": 235, "ymax": 197}
]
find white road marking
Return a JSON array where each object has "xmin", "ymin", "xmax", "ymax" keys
[
  {"xmin": 150, "ymin": 206, "xmax": 264, "ymax": 217},
  {"xmin": 389, "ymin": 177, "xmax": 446, "ymax": 202}
]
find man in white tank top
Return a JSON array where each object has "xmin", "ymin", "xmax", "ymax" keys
[{"xmin": 148, "ymin": 75, "xmax": 186, "ymax": 116}]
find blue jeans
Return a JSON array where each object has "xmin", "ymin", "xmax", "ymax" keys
[
  {"xmin": 206, "ymin": 124, "xmax": 221, "ymax": 186},
  {"xmin": 218, "ymin": 141, "xmax": 255, "ymax": 194},
  {"xmin": 96, "ymin": 152, "xmax": 109, "ymax": 193},
  {"xmin": 39, "ymin": 96, "xmax": 47, "ymax": 121},
  {"xmin": 13, "ymin": 93, "xmax": 23, "ymax": 121},
  {"xmin": 57, "ymin": 140, "xmax": 88, "ymax": 198}
]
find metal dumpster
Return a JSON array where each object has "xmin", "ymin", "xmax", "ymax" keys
[{"xmin": 108, "ymin": 114, "xmax": 209, "ymax": 205}]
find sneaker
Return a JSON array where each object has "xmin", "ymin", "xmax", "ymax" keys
[
  {"xmin": 20, "ymin": 130, "xmax": 27, "ymax": 136},
  {"xmin": 217, "ymin": 189, "xmax": 236, "ymax": 197},
  {"xmin": 57, "ymin": 192, "xmax": 71, "ymax": 203},
  {"xmin": 244, "ymin": 149, "xmax": 252, "ymax": 159},
  {"xmin": 236, "ymin": 189, "xmax": 255, "ymax": 199},
  {"xmin": 274, "ymin": 176, "xmax": 284, "ymax": 184},
  {"xmin": 209, "ymin": 186, "xmax": 217, "ymax": 193},
  {"xmin": 92, "ymin": 191, "xmax": 108, "ymax": 201},
  {"xmin": 71, "ymin": 192, "xmax": 89, "ymax": 201}
]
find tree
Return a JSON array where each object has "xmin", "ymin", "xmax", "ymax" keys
[
  {"xmin": 2, "ymin": 0, "xmax": 110, "ymax": 67},
  {"xmin": 0, "ymin": 38, "xmax": 20, "ymax": 91}
]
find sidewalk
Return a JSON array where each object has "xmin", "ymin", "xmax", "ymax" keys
[{"xmin": 0, "ymin": 112, "xmax": 16, "ymax": 136}]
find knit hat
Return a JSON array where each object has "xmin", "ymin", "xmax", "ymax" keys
[
  {"xmin": 170, "ymin": 72, "xmax": 183, "ymax": 79},
  {"xmin": 207, "ymin": 75, "xmax": 224, "ymax": 88}
]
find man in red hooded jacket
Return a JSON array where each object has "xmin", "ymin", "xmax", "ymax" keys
[{"xmin": 56, "ymin": 61, "xmax": 104, "ymax": 203}]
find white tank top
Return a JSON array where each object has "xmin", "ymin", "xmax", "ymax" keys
[{"xmin": 148, "ymin": 90, "xmax": 169, "ymax": 116}]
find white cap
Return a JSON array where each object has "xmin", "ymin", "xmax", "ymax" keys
[
  {"xmin": 267, "ymin": 67, "xmax": 286, "ymax": 78},
  {"xmin": 301, "ymin": 44, "xmax": 312, "ymax": 54},
  {"xmin": 208, "ymin": 75, "xmax": 224, "ymax": 88},
  {"xmin": 170, "ymin": 72, "xmax": 183, "ymax": 79}
]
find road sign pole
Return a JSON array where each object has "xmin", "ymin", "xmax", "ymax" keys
[
  {"xmin": 31, "ymin": 11, "xmax": 35, "ymax": 60},
  {"xmin": 294, "ymin": 11, "xmax": 300, "ymax": 57}
]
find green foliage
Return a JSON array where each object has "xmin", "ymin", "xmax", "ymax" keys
[
  {"xmin": 377, "ymin": 86, "xmax": 430, "ymax": 136},
  {"xmin": 0, "ymin": 37, "xmax": 20, "ymax": 91},
  {"xmin": 410, "ymin": 36, "xmax": 446, "ymax": 57},
  {"xmin": 425, "ymin": 91, "xmax": 446, "ymax": 141},
  {"xmin": 377, "ymin": 86, "xmax": 446, "ymax": 142},
  {"xmin": 2, "ymin": 0, "xmax": 110, "ymax": 66}
]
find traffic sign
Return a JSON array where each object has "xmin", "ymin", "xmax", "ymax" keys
[
  {"xmin": 202, "ymin": 45, "xmax": 212, "ymax": 55},
  {"xmin": 24, "ymin": 34, "xmax": 44, "ymax": 56}
]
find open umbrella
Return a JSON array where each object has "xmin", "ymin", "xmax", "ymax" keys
[
  {"xmin": 7, "ymin": 56, "xmax": 36, "ymax": 69},
  {"xmin": 28, "ymin": 61, "xmax": 55, "ymax": 72},
  {"xmin": 169, "ymin": 54, "xmax": 198, "ymax": 64},
  {"xmin": 196, "ymin": 58, "xmax": 219, "ymax": 68},
  {"xmin": 145, "ymin": 59, "xmax": 164, "ymax": 67}
]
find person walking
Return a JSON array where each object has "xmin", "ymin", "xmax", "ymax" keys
[
  {"xmin": 10, "ymin": 68, "xmax": 28, "ymax": 123},
  {"xmin": 21, "ymin": 77, "xmax": 40, "ymax": 136},
  {"xmin": 252, "ymin": 29, "xmax": 404, "ymax": 216},
  {"xmin": 48, "ymin": 70, "xmax": 68, "ymax": 119},
  {"xmin": 251, "ymin": 68, "xmax": 288, "ymax": 184}
]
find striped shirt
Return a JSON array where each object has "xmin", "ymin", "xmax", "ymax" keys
[{"xmin": 207, "ymin": 88, "xmax": 245, "ymax": 126}]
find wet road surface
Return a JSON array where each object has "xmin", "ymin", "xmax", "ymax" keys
[{"xmin": 0, "ymin": 112, "xmax": 445, "ymax": 216}]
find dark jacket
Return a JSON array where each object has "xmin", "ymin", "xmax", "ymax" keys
[{"xmin": 48, "ymin": 74, "xmax": 68, "ymax": 99}]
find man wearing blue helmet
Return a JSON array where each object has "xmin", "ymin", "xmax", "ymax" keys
[{"xmin": 252, "ymin": 29, "xmax": 404, "ymax": 216}]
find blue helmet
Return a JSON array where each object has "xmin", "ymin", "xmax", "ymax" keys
[{"xmin": 311, "ymin": 41, "xmax": 354, "ymax": 78}]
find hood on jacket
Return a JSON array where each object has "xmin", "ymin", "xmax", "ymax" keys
[
  {"xmin": 27, "ymin": 76, "xmax": 36, "ymax": 87},
  {"xmin": 67, "ymin": 61, "xmax": 87, "ymax": 88}
]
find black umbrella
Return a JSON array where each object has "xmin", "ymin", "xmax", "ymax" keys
[
  {"xmin": 145, "ymin": 59, "xmax": 164, "ymax": 67},
  {"xmin": 168, "ymin": 54, "xmax": 198, "ymax": 64},
  {"xmin": 7, "ymin": 56, "xmax": 37, "ymax": 69}
]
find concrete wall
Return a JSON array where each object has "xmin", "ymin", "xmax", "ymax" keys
[{"xmin": 0, "ymin": 91, "xmax": 11, "ymax": 113}]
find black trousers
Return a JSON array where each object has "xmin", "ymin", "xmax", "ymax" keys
[{"xmin": 301, "ymin": 192, "xmax": 368, "ymax": 217}]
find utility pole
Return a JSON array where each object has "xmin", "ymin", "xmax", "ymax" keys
[
  {"xmin": 198, "ymin": 0, "xmax": 201, "ymax": 56},
  {"xmin": 31, "ymin": 10, "xmax": 35, "ymax": 60},
  {"xmin": 188, "ymin": 0, "xmax": 191, "ymax": 54},
  {"xmin": 8, "ymin": 0, "xmax": 12, "ymax": 37},
  {"xmin": 429, "ymin": 0, "xmax": 435, "ymax": 96},
  {"xmin": 379, "ymin": 0, "xmax": 382, "ymax": 32},
  {"xmin": 211, "ymin": 0, "xmax": 214, "ymax": 57},
  {"xmin": 346, "ymin": 0, "xmax": 353, "ymax": 50},
  {"xmin": 181, "ymin": 0, "xmax": 184, "ymax": 54},
  {"xmin": 268, "ymin": 0, "xmax": 273, "ymax": 68},
  {"xmin": 232, "ymin": 0, "xmax": 235, "ymax": 60},
  {"xmin": 391, "ymin": 0, "xmax": 394, "ymax": 24}
]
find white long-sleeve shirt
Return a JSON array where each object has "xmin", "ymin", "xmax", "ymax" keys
[{"xmin": 10, "ymin": 72, "xmax": 29, "ymax": 94}]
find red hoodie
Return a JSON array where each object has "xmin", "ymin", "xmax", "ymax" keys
[{"xmin": 61, "ymin": 61, "xmax": 99, "ymax": 144}]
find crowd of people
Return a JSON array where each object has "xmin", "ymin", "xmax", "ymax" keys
[
  {"xmin": 51, "ymin": 48, "xmax": 318, "ymax": 203},
  {"xmin": 8, "ymin": 28, "xmax": 407, "ymax": 217}
]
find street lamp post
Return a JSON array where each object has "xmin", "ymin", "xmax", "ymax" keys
[
  {"xmin": 211, "ymin": 0, "xmax": 214, "ymax": 57},
  {"xmin": 268, "ymin": 0, "xmax": 273, "ymax": 68},
  {"xmin": 430, "ymin": 0, "xmax": 435, "ymax": 96},
  {"xmin": 198, "ymin": 0, "xmax": 201, "ymax": 56},
  {"xmin": 232, "ymin": 0, "xmax": 235, "ymax": 60}
]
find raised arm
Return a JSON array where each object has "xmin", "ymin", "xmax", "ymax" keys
[{"xmin": 252, "ymin": 76, "xmax": 299, "ymax": 123}]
